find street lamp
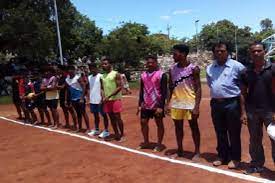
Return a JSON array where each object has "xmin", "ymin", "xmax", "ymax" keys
[
  {"xmin": 195, "ymin": 20, "xmax": 199, "ymax": 58},
  {"xmin": 53, "ymin": 0, "xmax": 64, "ymax": 65},
  {"xmin": 235, "ymin": 27, "xmax": 238, "ymax": 61}
]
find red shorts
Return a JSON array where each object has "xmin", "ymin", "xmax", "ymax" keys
[{"xmin": 103, "ymin": 100, "xmax": 122, "ymax": 113}]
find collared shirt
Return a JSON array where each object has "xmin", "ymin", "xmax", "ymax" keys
[{"xmin": 206, "ymin": 58, "xmax": 245, "ymax": 98}]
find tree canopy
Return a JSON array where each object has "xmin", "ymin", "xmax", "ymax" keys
[{"xmin": 1, "ymin": 1, "xmax": 274, "ymax": 66}]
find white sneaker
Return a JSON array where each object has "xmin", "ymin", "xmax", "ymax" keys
[
  {"xmin": 88, "ymin": 129, "xmax": 100, "ymax": 136},
  {"xmin": 98, "ymin": 130, "xmax": 110, "ymax": 138}
]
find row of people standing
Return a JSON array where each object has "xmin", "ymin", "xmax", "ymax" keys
[
  {"xmin": 137, "ymin": 42, "xmax": 274, "ymax": 175},
  {"xmin": 11, "ymin": 59, "xmax": 125, "ymax": 141},
  {"xmin": 11, "ymin": 42, "xmax": 274, "ymax": 175}
]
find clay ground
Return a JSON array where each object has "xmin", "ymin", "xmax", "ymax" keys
[{"xmin": 0, "ymin": 84, "xmax": 274, "ymax": 183}]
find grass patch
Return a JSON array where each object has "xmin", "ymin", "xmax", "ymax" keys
[
  {"xmin": 200, "ymin": 68, "xmax": 206, "ymax": 79},
  {"xmin": 129, "ymin": 80, "xmax": 140, "ymax": 89},
  {"xmin": 0, "ymin": 96, "xmax": 12, "ymax": 105}
]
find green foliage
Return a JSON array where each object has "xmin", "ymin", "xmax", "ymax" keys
[
  {"xmin": 1, "ymin": 1, "xmax": 274, "ymax": 66},
  {"xmin": 260, "ymin": 18, "xmax": 273, "ymax": 32},
  {"xmin": 148, "ymin": 34, "xmax": 180, "ymax": 55},
  {"xmin": 99, "ymin": 22, "xmax": 151, "ymax": 67},
  {"xmin": 0, "ymin": 0, "xmax": 55, "ymax": 61},
  {"xmin": 0, "ymin": 0, "xmax": 102, "ymax": 62}
]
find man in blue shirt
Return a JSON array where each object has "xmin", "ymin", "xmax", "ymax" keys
[{"xmin": 206, "ymin": 42, "xmax": 245, "ymax": 169}]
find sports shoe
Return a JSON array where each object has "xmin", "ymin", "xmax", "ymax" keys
[
  {"xmin": 228, "ymin": 160, "xmax": 240, "ymax": 169},
  {"xmin": 243, "ymin": 166, "xmax": 264, "ymax": 175},
  {"xmin": 213, "ymin": 158, "xmax": 224, "ymax": 167},
  {"xmin": 88, "ymin": 129, "xmax": 100, "ymax": 136},
  {"xmin": 98, "ymin": 130, "xmax": 110, "ymax": 138}
]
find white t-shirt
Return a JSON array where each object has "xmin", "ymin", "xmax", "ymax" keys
[
  {"xmin": 65, "ymin": 74, "xmax": 82, "ymax": 91},
  {"xmin": 88, "ymin": 73, "xmax": 102, "ymax": 104}
]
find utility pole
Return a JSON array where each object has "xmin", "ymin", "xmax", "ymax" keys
[
  {"xmin": 167, "ymin": 24, "xmax": 172, "ymax": 39},
  {"xmin": 235, "ymin": 27, "xmax": 238, "ymax": 61},
  {"xmin": 53, "ymin": 0, "xmax": 64, "ymax": 65},
  {"xmin": 195, "ymin": 20, "xmax": 199, "ymax": 58}
]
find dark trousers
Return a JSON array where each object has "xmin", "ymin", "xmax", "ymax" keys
[
  {"xmin": 247, "ymin": 111, "xmax": 275, "ymax": 167},
  {"xmin": 210, "ymin": 98, "xmax": 242, "ymax": 162}
]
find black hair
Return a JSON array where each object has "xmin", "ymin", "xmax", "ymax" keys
[
  {"xmin": 173, "ymin": 44, "xmax": 189, "ymax": 55},
  {"xmin": 88, "ymin": 62, "xmax": 97, "ymax": 68},
  {"xmin": 145, "ymin": 55, "xmax": 158, "ymax": 61},
  {"xmin": 101, "ymin": 56, "xmax": 112, "ymax": 63},
  {"xmin": 249, "ymin": 41, "xmax": 266, "ymax": 51},
  {"xmin": 212, "ymin": 41, "xmax": 230, "ymax": 52}
]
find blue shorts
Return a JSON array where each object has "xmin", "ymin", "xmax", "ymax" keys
[{"xmin": 90, "ymin": 104, "xmax": 105, "ymax": 114}]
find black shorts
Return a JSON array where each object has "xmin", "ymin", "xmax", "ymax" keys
[
  {"xmin": 25, "ymin": 100, "xmax": 35, "ymax": 111},
  {"xmin": 140, "ymin": 109, "xmax": 164, "ymax": 119},
  {"xmin": 46, "ymin": 99, "xmax": 58, "ymax": 109},
  {"xmin": 36, "ymin": 99, "xmax": 47, "ymax": 109},
  {"xmin": 71, "ymin": 100, "xmax": 86, "ymax": 117},
  {"xmin": 59, "ymin": 98, "xmax": 65, "ymax": 108},
  {"xmin": 59, "ymin": 98, "xmax": 71, "ymax": 108}
]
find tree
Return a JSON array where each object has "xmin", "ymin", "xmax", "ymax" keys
[
  {"xmin": 55, "ymin": 0, "xmax": 102, "ymax": 61},
  {"xmin": 99, "ymin": 22, "xmax": 151, "ymax": 67},
  {"xmin": 0, "ymin": 0, "xmax": 103, "ymax": 62},
  {"xmin": 260, "ymin": 18, "xmax": 273, "ymax": 32},
  {"xmin": 198, "ymin": 20, "xmax": 253, "ymax": 62},
  {"xmin": 253, "ymin": 18, "xmax": 275, "ymax": 42},
  {"xmin": 148, "ymin": 33, "xmax": 180, "ymax": 55},
  {"xmin": 0, "ymin": 0, "xmax": 55, "ymax": 61}
]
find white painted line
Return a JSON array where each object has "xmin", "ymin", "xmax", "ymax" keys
[{"xmin": 0, "ymin": 116, "xmax": 273, "ymax": 183}]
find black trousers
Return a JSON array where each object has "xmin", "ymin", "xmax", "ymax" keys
[
  {"xmin": 247, "ymin": 110, "xmax": 275, "ymax": 167},
  {"xmin": 210, "ymin": 97, "xmax": 242, "ymax": 162}
]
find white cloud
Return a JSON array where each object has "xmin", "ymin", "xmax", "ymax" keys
[
  {"xmin": 173, "ymin": 9, "xmax": 193, "ymax": 15},
  {"xmin": 160, "ymin": 15, "xmax": 171, "ymax": 20}
]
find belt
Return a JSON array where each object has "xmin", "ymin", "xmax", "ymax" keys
[{"xmin": 212, "ymin": 96, "xmax": 239, "ymax": 102}]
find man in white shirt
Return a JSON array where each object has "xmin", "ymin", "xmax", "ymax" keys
[{"xmin": 87, "ymin": 63, "xmax": 110, "ymax": 138}]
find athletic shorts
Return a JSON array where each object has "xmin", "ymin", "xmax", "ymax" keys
[
  {"xmin": 171, "ymin": 108, "xmax": 192, "ymax": 120},
  {"xmin": 59, "ymin": 99, "xmax": 71, "ymax": 108},
  {"xmin": 103, "ymin": 100, "xmax": 122, "ymax": 113},
  {"xmin": 141, "ymin": 109, "xmax": 164, "ymax": 119},
  {"xmin": 46, "ymin": 99, "xmax": 58, "ymax": 109},
  {"xmin": 71, "ymin": 99, "xmax": 86, "ymax": 118},
  {"xmin": 90, "ymin": 104, "xmax": 105, "ymax": 114},
  {"xmin": 25, "ymin": 100, "xmax": 35, "ymax": 111}
]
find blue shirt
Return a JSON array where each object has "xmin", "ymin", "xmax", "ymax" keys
[
  {"xmin": 69, "ymin": 86, "xmax": 83, "ymax": 101},
  {"xmin": 206, "ymin": 58, "xmax": 245, "ymax": 98}
]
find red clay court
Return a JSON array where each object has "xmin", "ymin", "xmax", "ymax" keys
[{"xmin": 0, "ymin": 84, "xmax": 274, "ymax": 183}]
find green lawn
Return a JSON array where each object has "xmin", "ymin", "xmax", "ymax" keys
[
  {"xmin": 200, "ymin": 68, "xmax": 206, "ymax": 79},
  {"xmin": 129, "ymin": 80, "xmax": 140, "ymax": 89},
  {"xmin": 0, "ymin": 96, "xmax": 12, "ymax": 105}
]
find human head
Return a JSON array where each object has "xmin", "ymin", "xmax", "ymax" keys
[
  {"xmin": 67, "ymin": 65, "xmax": 76, "ymax": 78},
  {"xmin": 101, "ymin": 57, "xmax": 112, "ymax": 72},
  {"xmin": 249, "ymin": 42, "xmax": 266, "ymax": 65},
  {"xmin": 145, "ymin": 55, "xmax": 158, "ymax": 72},
  {"xmin": 88, "ymin": 62, "xmax": 98, "ymax": 76},
  {"xmin": 173, "ymin": 44, "xmax": 189, "ymax": 63},
  {"xmin": 212, "ymin": 42, "xmax": 229, "ymax": 64}
]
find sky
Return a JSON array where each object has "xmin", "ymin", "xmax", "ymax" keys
[{"xmin": 71, "ymin": 0, "xmax": 275, "ymax": 39}]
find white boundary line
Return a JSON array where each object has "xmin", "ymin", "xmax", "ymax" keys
[{"xmin": 0, "ymin": 116, "xmax": 273, "ymax": 183}]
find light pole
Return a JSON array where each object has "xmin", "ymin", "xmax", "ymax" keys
[
  {"xmin": 195, "ymin": 20, "xmax": 199, "ymax": 57},
  {"xmin": 235, "ymin": 27, "xmax": 238, "ymax": 61},
  {"xmin": 53, "ymin": 0, "xmax": 63, "ymax": 65}
]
